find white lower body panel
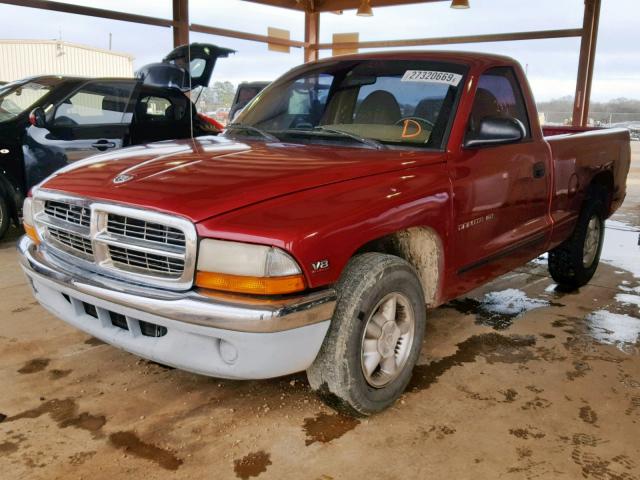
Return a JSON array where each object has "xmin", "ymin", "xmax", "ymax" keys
[{"xmin": 26, "ymin": 270, "xmax": 330, "ymax": 380}]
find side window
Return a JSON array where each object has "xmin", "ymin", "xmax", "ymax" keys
[
  {"xmin": 54, "ymin": 82, "xmax": 134, "ymax": 126},
  {"xmin": 190, "ymin": 58, "xmax": 207, "ymax": 80},
  {"xmin": 145, "ymin": 97, "xmax": 172, "ymax": 116},
  {"xmin": 0, "ymin": 81, "xmax": 52, "ymax": 116},
  {"xmin": 467, "ymin": 67, "xmax": 531, "ymax": 139},
  {"xmin": 136, "ymin": 95, "xmax": 183, "ymax": 122}
]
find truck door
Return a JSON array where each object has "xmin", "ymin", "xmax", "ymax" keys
[
  {"xmin": 450, "ymin": 66, "xmax": 552, "ymax": 290},
  {"xmin": 25, "ymin": 80, "xmax": 136, "ymax": 182}
]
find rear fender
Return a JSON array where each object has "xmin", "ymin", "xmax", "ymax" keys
[{"xmin": 587, "ymin": 170, "xmax": 615, "ymax": 217}]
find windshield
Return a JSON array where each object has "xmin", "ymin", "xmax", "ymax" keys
[
  {"xmin": 231, "ymin": 59, "xmax": 467, "ymax": 149},
  {"xmin": 0, "ymin": 79, "xmax": 58, "ymax": 122}
]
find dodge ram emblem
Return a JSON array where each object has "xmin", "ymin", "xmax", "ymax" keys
[{"xmin": 113, "ymin": 174, "xmax": 134, "ymax": 184}]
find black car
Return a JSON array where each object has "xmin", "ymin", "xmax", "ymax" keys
[{"xmin": 0, "ymin": 43, "xmax": 234, "ymax": 239}]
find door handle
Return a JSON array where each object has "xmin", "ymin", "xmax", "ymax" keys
[
  {"xmin": 92, "ymin": 140, "xmax": 116, "ymax": 151},
  {"xmin": 532, "ymin": 161, "xmax": 546, "ymax": 179}
]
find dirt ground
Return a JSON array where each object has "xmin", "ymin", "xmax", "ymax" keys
[{"xmin": 1, "ymin": 143, "xmax": 639, "ymax": 480}]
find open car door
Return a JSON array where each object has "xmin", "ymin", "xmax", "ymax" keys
[{"xmin": 136, "ymin": 43, "xmax": 235, "ymax": 91}]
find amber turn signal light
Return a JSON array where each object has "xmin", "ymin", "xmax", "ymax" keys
[
  {"xmin": 195, "ymin": 271, "xmax": 305, "ymax": 295},
  {"xmin": 24, "ymin": 223, "xmax": 41, "ymax": 245}
]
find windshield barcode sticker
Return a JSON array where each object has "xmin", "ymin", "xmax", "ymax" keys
[{"xmin": 401, "ymin": 70, "xmax": 462, "ymax": 86}]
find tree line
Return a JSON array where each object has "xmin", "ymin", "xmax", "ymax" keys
[{"xmin": 537, "ymin": 97, "xmax": 640, "ymax": 126}]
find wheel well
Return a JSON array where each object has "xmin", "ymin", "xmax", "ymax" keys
[
  {"xmin": 0, "ymin": 185, "xmax": 9, "ymax": 213},
  {"xmin": 0, "ymin": 184, "xmax": 18, "ymax": 226},
  {"xmin": 354, "ymin": 227, "xmax": 443, "ymax": 306},
  {"xmin": 588, "ymin": 170, "xmax": 614, "ymax": 216}
]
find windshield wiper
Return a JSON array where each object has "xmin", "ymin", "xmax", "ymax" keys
[
  {"xmin": 226, "ymin": 123, "xmax": 279, "ymax": 142},
  {"xmin": 312, "ymin": 126, "xmax": 386, "ymax": 150}
]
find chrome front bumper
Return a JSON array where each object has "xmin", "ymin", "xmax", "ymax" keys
[
  {"xmin": 18, "ymin": 236, "xmax": 336, "ymax": 333},
  {"xmin": 18, "ymin": 236, "xmax": 336, "ymax": 379}
]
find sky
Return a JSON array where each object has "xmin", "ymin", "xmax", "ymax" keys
[{"xmin": 0, "ymin": 0, "xmax": 638, "ymax": 102}]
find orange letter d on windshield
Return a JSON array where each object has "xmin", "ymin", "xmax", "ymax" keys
[{"xmin": 401, "ymin": 119, "xmax": 422, "ymax": 139}]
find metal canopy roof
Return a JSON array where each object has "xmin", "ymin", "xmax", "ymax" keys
[{"xmin": 1, "ymin": 0, "xmax": 602, "ymax": 126}]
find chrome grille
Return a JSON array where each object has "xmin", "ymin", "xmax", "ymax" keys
[
  {"xmin": 48, "ymin": 226, "xmax": 94, "ymax": 256},
  {"xmin": 109, "ymin": 245, "xmax": 185, "ymax": 275},
  {"xmin": 32, "ymin": 191, "xmax": 197, "ymax": 290},
  {"xmin": 44, "ymin": 200, "xmax": 91, "ymax": 227},
  {"xmin": 107, "ymin": 214, "xmax": 186, "ymax": 247}
]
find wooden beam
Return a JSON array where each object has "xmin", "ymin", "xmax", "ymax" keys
[
  {"xmin": 241, "ymin": 0, "xmax": 448, "ymax": 12},
  {"xmin": 304, "ymin": 11, "xmax": 320, "ymax": 62},
  {"xmin": 0, "ymin": 0, "xmax": 174, "ymax": 27},
  {"xmin": 573, "ymin": 0, "xmax": 601, "ymax": 127},
  {"xmin": 314, "ymin": 0, "xmax": 448, "ymax": 12},
  {"xmin": 240, "ymin": 0, "xmax": 307, "ymax": 11},
  {"xmin": 315, "ymin": 28, "xmax": 583, "ymax": 50},
  {"xmin": 581, "ymin": 0, "xmax": 601, "ymax": 126},
  {"xmin": 173, "ymin": 0, "xmax": 189, "ymax": 47},
  {"xmin": 190, "ymin": 23, "xmax": 306, "ymax": 48},
  {"xmin": 573, "ymin": 0, "xmax": 595, "ymax": 126}
]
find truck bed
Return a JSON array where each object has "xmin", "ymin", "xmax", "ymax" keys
[
  {"xmin": 542, "ymin": 125, "xmax": 600, "ymax": 137},
  {"xmin": 545, "ymin": 127, "xmax": 631, "ymax": 244}
]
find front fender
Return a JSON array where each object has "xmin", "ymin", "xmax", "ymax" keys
[{"xmin": 196, "ymin": 163, "xmax": 452, "ymax": 290}]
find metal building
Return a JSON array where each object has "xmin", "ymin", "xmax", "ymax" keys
[{"xmin": 0, "ymin": 39, "xmax": 134, "ymax": 82}]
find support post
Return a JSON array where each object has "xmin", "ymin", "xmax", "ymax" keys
[
  {"xmin": 173, "ymin": 0, "xmax": 189, "ymax": 47},
  {"xmin": 304, "ymin": 11, "xmax": 319, "ymax": 63},
  {"xmin": 573, "ymin": 0, "xmax": 601, "ymax": 127}
]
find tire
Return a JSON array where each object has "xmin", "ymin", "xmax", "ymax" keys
[
  {"xmin": 548, "ymin": 189, "xmax": 606, "ymax": 290},
  {"xmin": 307, "ymin": 253, "xmax": 426, "ymax": 417},
  {"xmin": 0, "ymin": 195, "xmax": 10, "ymax": 241}
]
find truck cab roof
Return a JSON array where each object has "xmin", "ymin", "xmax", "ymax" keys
[{"xmin": 311, "ymin": 50, "xmax": 523, "ymax": 65}]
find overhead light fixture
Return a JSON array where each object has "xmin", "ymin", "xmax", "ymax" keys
[
  {"xmin": 451, "ymin": 0, "xmax": 470, "ymax": 8},
  {"xmin": 357, "ymin": 0, "xmax": 373, "ymax": 16}
]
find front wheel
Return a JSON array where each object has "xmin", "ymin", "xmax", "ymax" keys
[
  {"xmin": 307, "ymin": 253, "xmax": 426, "ymax": 417},
  {"xmin": 548, "ymin": 195, "xmax": 605, "ymax": 290}
]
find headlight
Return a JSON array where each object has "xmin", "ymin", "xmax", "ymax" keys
[
  {"xmin": 195, "ymin": 239, "xmax": 305, "ymax": 295},
  {"xmin": 22, "ymin": 197, "xmax": 40, "ymax": 245},
  {"xmin": 23, "ymin": 197, "xmax": 34, "ymax": 225}
]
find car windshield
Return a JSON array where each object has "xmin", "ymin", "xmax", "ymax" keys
[
  {"xmin": 230, "ymin": 59, "xmax": 467, "ymax": 149},
  {"xmin": 0, "ymin": 79, "xmax": 59, "ymax": 122}
]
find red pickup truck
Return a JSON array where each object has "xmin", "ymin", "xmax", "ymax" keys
[{"xmin": 19, "ymin": 51, "xmax": 630, "ymax": 416}]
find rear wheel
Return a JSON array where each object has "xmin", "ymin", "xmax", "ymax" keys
[
  {"xmin": 548, "ymin": 191, "xmax": 606, "ymax": 290},
  {"xmin": 0, "ymin": 195, "xmax": 10, "ymax": 241},
  {"xmin": 307, "ymin": 253, "xmax": 426, "ymax": 417}
]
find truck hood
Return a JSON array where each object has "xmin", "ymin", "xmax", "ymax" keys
[{"xmin": 40, "ymin": 136, "xmax": 445, "ymax": 223}]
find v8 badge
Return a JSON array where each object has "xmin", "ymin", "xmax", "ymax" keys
[{"xmin": 311, "ymin": 259, "xmax": 329, "ymax": 272}]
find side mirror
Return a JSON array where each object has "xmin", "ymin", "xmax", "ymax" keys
[
  {"xmin": 28, "ymin": 107, "xmax": 46, "ymax": 128},
  {"xmin": 464, "ymin": 116, "xmax": 525, "ymax": 149}
]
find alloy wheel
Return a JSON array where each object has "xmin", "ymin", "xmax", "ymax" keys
[{"xmin": 360, "ymin": 292, "xmax": 415, "ymax": 388}]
